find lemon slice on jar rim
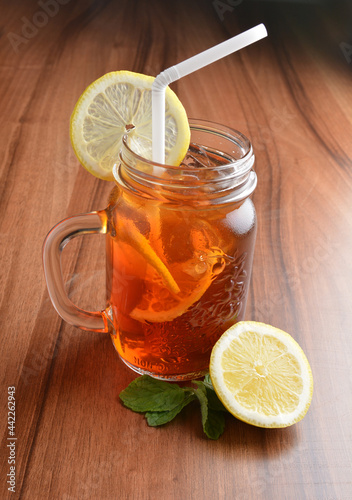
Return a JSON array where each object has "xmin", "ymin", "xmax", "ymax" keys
[
  {"xmin": 209, "ymin": 321, "xmax": 313, "ymax": 428},
  {"xmin": 69, "ymin": 71, "xmax": 190, "ymax": 181}
]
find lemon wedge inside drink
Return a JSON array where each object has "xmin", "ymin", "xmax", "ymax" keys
[
  {"xmin": 209, "ymin": 321, "xmax": 313, "ymax": 428},
  {"xmin": 130, "ymin": 247, "xmax": 225, "ymax": 323},
  {"xmin": 70, "ymin": 71, "xmax": 190, "ymax": 180},
  {"xmin": 117, "ymin": 217, "xmax": 180, "ymax": 295}
]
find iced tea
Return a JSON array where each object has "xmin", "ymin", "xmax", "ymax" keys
[{"xmin": 106, "ymin": 140, "xmax": 257, "ymax": 380}]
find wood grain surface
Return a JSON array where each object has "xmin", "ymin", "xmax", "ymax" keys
[{"xmin": 1, "ymin": 0, "xmax": 352, "ymax": 499}]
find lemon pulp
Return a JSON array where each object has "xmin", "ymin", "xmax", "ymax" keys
[
  {"xmin": 210, "ymin": 321, "xmax": 313, "ymax": 428},
  {"xmin": 70, "ymin": 71, "xmax": 190, "ymax": 180}
]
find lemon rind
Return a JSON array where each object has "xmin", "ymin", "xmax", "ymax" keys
[
  {"xmin": 70, "ymin": 71, "xmax": 190, "ymax": 181},
  {"xmin": 210, "ymin": 321, "xmax": 314, "ymax": 428}
]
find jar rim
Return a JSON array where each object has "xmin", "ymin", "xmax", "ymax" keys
[
  {"xmin": 120, "ymin": 118, "xmax": 253, "ymax": 172},
  {"xmin": 114, "ymin": 118, "xmax": 256, "ymax": 206}
]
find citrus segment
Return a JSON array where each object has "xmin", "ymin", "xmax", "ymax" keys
[
  {"xmin": 210, "ymin": 321, "xmax": 313, "ymax": 428},
  {"xmin": 117, "ymin": 218, "xmax": 180, "ymax": 295},
  {"xmin": 70, "ymin": 71, "xmax": 190, "ymax": 180},
  {"xmin": 131, "ymin": 248, "xmax": 226, "ymax": 323}
]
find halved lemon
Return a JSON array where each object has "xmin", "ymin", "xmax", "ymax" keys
[
  {"xmin": 70, "ymin": 71, "xmax": 190, "ymax": 180},
  {"xmin": 210, "ymin": 321, "xmax": 313, "ymax": 428}
]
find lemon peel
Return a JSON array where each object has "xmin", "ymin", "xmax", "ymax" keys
[
  {"xmin": 210, "ymin": 321, "xmax": 313, "ymax": 428},
  {"xmin": 70, "ymin": 71, "xmax": 190, "ymax": 180}
]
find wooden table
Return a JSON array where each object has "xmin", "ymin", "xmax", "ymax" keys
[{"xmin": 1, "ymin": 1, "xmax": 351, "ymax": 498}]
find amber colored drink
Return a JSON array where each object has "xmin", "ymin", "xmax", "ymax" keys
[
  {"xmin": 106, "ymin": 143, "xmax": 257, "ymax": 380},
  {"xmin": 42, "ymin": 120, "xmax": 257, "ymax": 380}
]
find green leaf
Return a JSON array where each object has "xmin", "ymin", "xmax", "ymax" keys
[
  {"xmin": 192, "ymin": 381, "xmax": 208, "ymax": 427},
  {"xmin": 193, "ymin": 378, "xmax": 228, "ymax": 413},
  {"xmin": 203, "ymin": 408, "xmax": 226, "ymax": 440},
  {"xmin": 119, "ymin": 375, "xmax": 185, "ymax": 412},
  {"xmin": 192, "ymin": 380, "xmax": 226, "ymax": 439},
  {"xmin": 203, "ymin": 373, "xmax": 213, "ymax": 389},
  {"xmin": 206, "ymin": 387, "xmax": 227, "ymax": 413},
  {"xmin": 145, "ymin": 393, "xmax": 196, "ymax": 426},
  {"xmin": 119, "ymin": 375, "xmax": 228, "ymax": 440}
]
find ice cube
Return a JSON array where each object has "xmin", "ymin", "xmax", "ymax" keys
[{"xmin": 180, "ymin": 143, "xmax": 213, "ymax": 169}]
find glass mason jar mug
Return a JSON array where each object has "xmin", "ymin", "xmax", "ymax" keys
[{"xmin": 43, "ymin": 119, "xmax": 257, "ymax": 381}]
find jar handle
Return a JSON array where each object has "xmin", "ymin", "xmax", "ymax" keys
[{"xmin": 42, "ymin": 211, "xmax": 109, "ymax": 333}]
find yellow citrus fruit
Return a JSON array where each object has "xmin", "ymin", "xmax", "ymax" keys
[
  {"xmin": 131, "ymin": 247, "xmax": 225, "ymax": 323},
  {"xmin": 209, "ymin": 321, "xmax": 313, "ymax": 428},
  {"xmin": 70, "ymin": 71, "xmax": 190, "ymax": 180},
  {"xmin": 117, "ymin": 218, "xmax": 180, "ymax": 295}
]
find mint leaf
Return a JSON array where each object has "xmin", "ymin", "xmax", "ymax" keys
[
  {"xmin": 204, "ymin": 408, "xmax": 226, "ymax": 440},
  {"xmin": 119, "ymin": 375, "xmax": 228, "ymax": 439},
  {"xmin": 203, "ymin": 373, "xmax": 213, "ymax": 390},
  {"xmin": 192, "ymin": 381, "xmax": 209, "ymax": 426},
  {"xmin": 200, "ymin": 375, "xmax": 228, "ymax": 412},
  {"xmin": 146, "ymin": 393, "xmax": 196, "ymax": 426},
  {"xmin": 120, "ymin": 375, "xmax": 185, "ymax": 412},
  {"xmin": 206, "ymin": 387, "xmax": 227, "ymax": 412},
  {"xmin": 192, "ymin": 380, "xmax": 226, "ymax": 439}
]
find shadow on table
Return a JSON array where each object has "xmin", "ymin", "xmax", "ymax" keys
[
  {"xmin": 14, "ymin": 320, "xmax": 300, "ymax": 466},
  {"xmin": 179, "ymin": 399, "xmax": 300, "ymax": 455}
]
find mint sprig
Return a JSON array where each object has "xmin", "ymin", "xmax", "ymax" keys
[
  {"xmin": 118, "ymin": 376, "xmax": 186, "ymax": 412},
  {"xmin": 145, "ymin": 393, "xmax": 195, "ymax": 426},
  {"xmin": 119, "ymin": 374, "xmax": 228, "ymax": 439}
]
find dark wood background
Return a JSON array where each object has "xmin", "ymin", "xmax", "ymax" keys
[{"xmin": 1, "ymin": 0, "xmax": 351, "ymax": 498}]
